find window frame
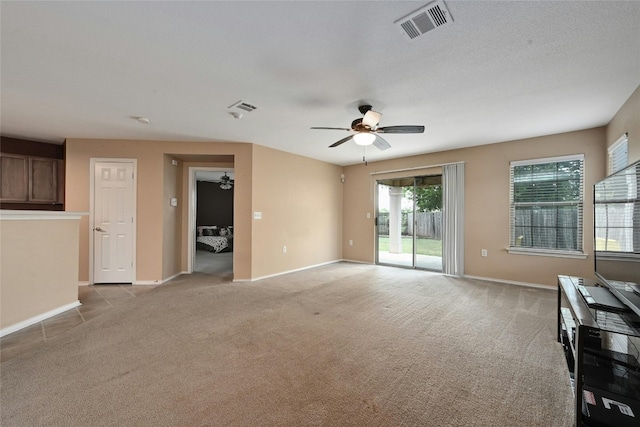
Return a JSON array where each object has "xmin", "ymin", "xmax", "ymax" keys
[{"xmin": 508, "ymin": 154, "xmax": 587, "ymax": 259}]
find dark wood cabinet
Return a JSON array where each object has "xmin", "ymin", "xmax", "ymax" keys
[
  {"xmin": 0, "ymin": 154, "xmax": 29, "ymax": 202},
  {"xmin": 29, "ymin": 156, "xmax": 61, "ymax": 203},
  {"xmin": 1, "ymin": 153, "xmax": 63, "ymax": 205}
]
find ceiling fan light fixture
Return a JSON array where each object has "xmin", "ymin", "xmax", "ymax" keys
[
  {"xmin": 353, "ymin": 132, "xmax": 376, "ymax": 146},
  {"xmin": 219, "ymin": 172, "xmax": 234, "ymax": 190}
]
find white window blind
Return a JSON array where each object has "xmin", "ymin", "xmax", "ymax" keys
[
  {"xmin": 608, "ymin": 133, "xmax": 629, "ymax": 175},
  {"xmin": 510, "ymin": 155, "xmax": 584, "ymax": 253}
]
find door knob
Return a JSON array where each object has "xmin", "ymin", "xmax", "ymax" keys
[{"xmin": 95, "ymin": 226, "xmax": 106, "ymax": 232}]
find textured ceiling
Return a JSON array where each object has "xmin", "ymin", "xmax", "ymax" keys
[
  {"xmin": 2, "ymin": 1, "xmax": 639, "ymax": 166},
  {"xmin": 196, "ymin": 170, "xmax": 234, "ymax": 183}
]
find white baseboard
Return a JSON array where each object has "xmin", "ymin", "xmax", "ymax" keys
[
  {"xmin": 135, "ymin": 271, "xmax": 187, "ymax": 286},
  {"xmin": 236, "ymin": 260, "xmax": 343, "ymax": 282},
  {"xmin": 0, "ymin": 301, "xmax": 82, "ymax": 338},
  {"xmin": 340, "ymin": 259, "xmax": 374, "ymax": 265},
  {"xmin": 78, "ymin": 281, "xmax": 90, "ymax": 287},
  {"xmin": 463, "ymin": 274, "xmax": 553, "ymax": 290}
]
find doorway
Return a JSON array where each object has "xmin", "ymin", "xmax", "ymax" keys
[
  {"xmin": 90, "ymin": 159, "xmax": 136, "ymax": 284},
  {"xmin": 376, "ymin": 175, "xmax": 442, "ymax": 271},
  {"xmin": 187, "ymin": 167, "xmax": 234, "ymax": 276}
]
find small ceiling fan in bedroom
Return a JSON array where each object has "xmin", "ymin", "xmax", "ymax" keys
[
  {"xmin": 219, "ymin": 172, "xmax": 233, "ymax": 190},
  {"xmin": 311, "ymin": 105, "xmax": 425, "ymax": 155}
]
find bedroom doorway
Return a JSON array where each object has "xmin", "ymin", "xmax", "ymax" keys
[{"xmin": 187, "ymin": 167, "xmax": 234, "ymax": 276}]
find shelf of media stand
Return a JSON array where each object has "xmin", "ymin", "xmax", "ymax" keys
[{"xmin": 557, "ymin": 275, "xmax": 640, "ymax": 427}]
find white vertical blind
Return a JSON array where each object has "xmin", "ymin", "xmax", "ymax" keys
[{"xmin": 442, "ymin": 163, "xmax": 464, "ymax": 276}]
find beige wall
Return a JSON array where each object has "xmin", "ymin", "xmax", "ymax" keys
[
  {"xmin": 251, "ymin": 145, "xmax": 343, "ymax": 279},
  {"xmin": 342, "ymin": 127, "xmax": 607, "ymax": 287},
  {"xmin": 163, "ymin": 155, "xmax": 182, "ymax": 279},
  {"xmin": 1, "ymin": 217, "xmax": 80, "ymax": 330},
  {"xmin": 607, "ymin": 84, "xmax": 640, "ymax": 169},
  {"xmin": 65, "ymin": 139, "xmax": 254, "ymax": 282},
  {"xmin": 62, "ymin": 86, "xmax": 635, "ymax": 286},
  {"xmin": 65, "ymin": 139, "xmax": 342, "ymax": 282}
]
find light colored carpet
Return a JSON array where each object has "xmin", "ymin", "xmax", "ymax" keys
[
  {"xmin": 194, "ymin": 250, "xmax": 233, "ymax": 275},
  {"xmin": 0, "ymin": 262, "xmax": 573, "ymax": 426}
]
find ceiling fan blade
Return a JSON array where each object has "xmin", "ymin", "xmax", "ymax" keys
[
  {"xmin": 311, "ymin": 127, "xmax": 351, "ymax": 131},
  {"xmin": 372, "ymin": 135, "xmax": 391, "ymax": 151},
  {"xmin": 329, "ymin": 135, "xmax": 354, "ymax": 148},
  {"xmin": 376, "ymin": 125, "xmax": 425, "ymax": 134},
  {"xmin": 362, "ymin": 110, "xmax": 382, "ymax": 128}
]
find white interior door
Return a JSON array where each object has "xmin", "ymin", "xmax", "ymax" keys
[{"xmin": 93, "ymin": 161, "xmax": 134, "ymax": 283}]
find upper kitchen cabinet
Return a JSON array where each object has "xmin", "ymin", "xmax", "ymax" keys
[
  {"xmin": 0, "ymin": 154, "xmax": 29, "ymax": 202},
  {"xmin": 0, "ymin": 137, "xmax": 64, "ymax": 210}
]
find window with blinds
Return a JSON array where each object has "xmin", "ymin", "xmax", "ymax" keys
[
  {"xmin": 510, "ymin": 155, "xmax": 584, "ymax": 253},
  {"xmin": 608, "ymin": 133, "xmax": 629, "ymax": 175},
  {"xmin": 594, "ymin": 160, "xmax": 639, "ymax": 253}
]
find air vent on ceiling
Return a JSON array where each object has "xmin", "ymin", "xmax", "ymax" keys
[
  {"xmin": 228, "ymin": 100, "xmax": 257, "ymax": 112},
  {"xmin": 394, "ymin": 0, "xmax": 453, "ymax": 42}
]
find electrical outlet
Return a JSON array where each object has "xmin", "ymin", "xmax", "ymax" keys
[
  {"xmin": 481, "ymin": 249, "xmax": 488, "ymax": 257},
  {"xmin": 349, "ymin": 240, "xmax": 353, "ymax": 246},
  {"xmin": 282, "ymin": 246, "xmax": 287, "ymax": 254}
]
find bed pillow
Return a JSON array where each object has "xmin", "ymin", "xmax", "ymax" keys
[
  {"xmin": 198, "ymin": 226, "xmax": 220, "ymax": 236},
  {"xmin": 203, "ymin": 227, "xmax": 220, "ymax": 236}
]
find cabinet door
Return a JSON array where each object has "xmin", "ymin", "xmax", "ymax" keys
[
  {"xmin": 0, "ymin": 154, "xmax": 29, "ymax": 202},
  {"xmin": 57, "ymin": 159, "xmax": 64, "ymax": 204},
  {"xmin": 29, "ymin": 157, "xmax": 58, "ymax": 203}
]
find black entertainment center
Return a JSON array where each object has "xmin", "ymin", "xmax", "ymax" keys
[{"xmin": 558, "ymin": 160, "xmax": 640, "ymax": 427}]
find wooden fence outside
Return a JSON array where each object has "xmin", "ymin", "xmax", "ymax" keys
[{"xmin": 378, "ymin": 211, "xmax": 442, "ymax": 239}]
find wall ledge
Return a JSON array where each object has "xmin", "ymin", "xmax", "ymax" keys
[{"xmin": 0, "ymin": 210, "xmax": 88, "ymax": 220}]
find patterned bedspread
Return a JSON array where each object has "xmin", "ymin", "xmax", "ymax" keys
[{"xmin": 196, "ymin": 235, "xmax": 231, "ymax": 253}]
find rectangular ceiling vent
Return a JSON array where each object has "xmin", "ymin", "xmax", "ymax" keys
[
  {"xmin": 394, "ymin": 0, "xmax": 453, "ymax": 42},
  {"xmin": 228, "ymin": 100, "xmax": 257, "ymax": 112}
]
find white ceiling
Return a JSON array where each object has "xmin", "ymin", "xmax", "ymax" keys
[
  {"xmin": 196, "ymin": 170, "xmax": 234, "ymax": 182},
  {"xmin": 2, "ymin": 1, "xmax": 639, "ymax": 166}
]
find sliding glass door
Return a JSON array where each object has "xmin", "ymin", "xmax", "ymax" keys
[
  {"xmin": 376, "ymin": 175, "xmax": 442, "ymax": 271},
  {"xmin": 377, "ymin": 177, "xmax": 414, "ymax": 267}
]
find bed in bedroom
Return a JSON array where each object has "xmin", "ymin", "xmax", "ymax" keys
[{"xmin": 196, "ymin": 225, "xmax": 233, "ymax": 253}]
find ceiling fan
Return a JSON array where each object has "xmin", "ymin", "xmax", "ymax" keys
[
  {"xmin": 311, "ymin": 105, "xmax": 425, "ymax": 151},
  {"xmin": 219, "ymin": 172, "xmax": 233, "ymax": 190}
]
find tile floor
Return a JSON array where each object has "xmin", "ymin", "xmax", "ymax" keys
[
  {"xmin": 2, "ymin": 251, "xmax": 232, "ymax": 363},
  {"xmin": 0, "ymin": 284, "xmax": 158, "ymax": 363}
]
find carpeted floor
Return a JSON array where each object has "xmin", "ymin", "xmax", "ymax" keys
[{"xmin": 0, "ymin": 262, "xmax": 573, "ymax": 426}]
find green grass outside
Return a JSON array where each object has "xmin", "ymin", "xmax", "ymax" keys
[{"xmin": 378, "ymin": 236, "xmax": 442, "ymax": 256}]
